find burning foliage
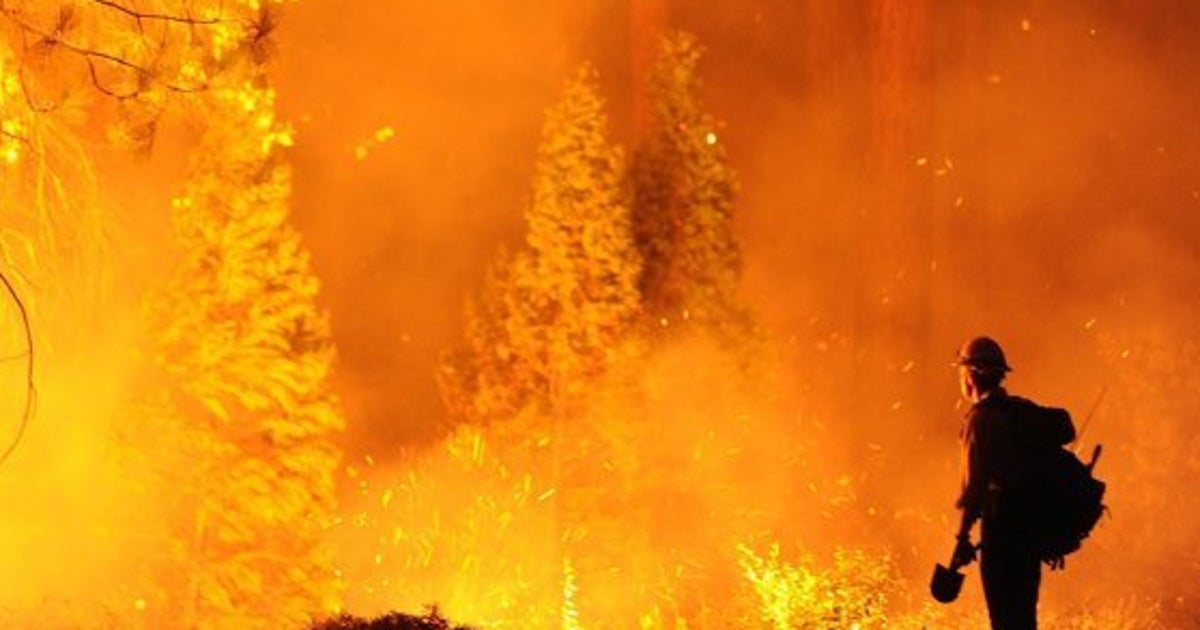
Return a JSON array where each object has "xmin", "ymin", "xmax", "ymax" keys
[
  {"xmin": 335, "ymin": 34, "xmax": 793, "ymax": 627},
  {"xmin": 737, "ymin": 544, "xmax": 899, "ymax": 629},
  {"xmin": 438, "ymin": 64, "xmax": 643, "ymax": 427},
  {"xmin": 332, "ymin": 27, "xmax": 1194, "ymax": 630},
  {"xmin": 2, "ymin": 1, "xmax": 1199, "ymax": 628},
  {"xmin": 339, "ymin": 340, "xmax": 799, "ymax": 627},
  {"xmin": 115, "ymin": 78, "xmax": 343, "ymax": 626},
  {"xmin": 632, "ymin": 33, "xmax": 748, "ymax": 337},
  {"xmin": 333, "ymin": 33, "xmax": 941, "ymax": 629},
  {"xmin": 3, "ymin": 1, "xmax": 344, "ymax": 627}
]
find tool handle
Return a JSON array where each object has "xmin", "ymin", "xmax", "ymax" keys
[
  {"xmin": 948, "ymin": 540, "xmax": 979, "ymax": 570},
  {"xmin": 1087, "ymin": 444, "xmax": 1103, "ymax": 472}
]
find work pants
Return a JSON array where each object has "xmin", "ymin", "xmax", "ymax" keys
[{"xmin": 980, "ymin": 542, "xmax": 1041, "ymax": 630}]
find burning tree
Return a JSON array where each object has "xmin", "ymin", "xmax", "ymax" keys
[
  {"xmin": 131, "ymin": 77, "xmax": 343, "ymax": 627},
  {"xmin": 382, "ymin": 36, "xmax": 797, "ymax": 628},
  {"xmin": 440, "ymin": 65, "xmax": 642, "ymax": 425},
  {"xmin": 632, "ymin": 32, "xmax": 752, "ymax": 341},
  {"xmin": 3, "ymin": 1, "xmax": 344, "ymax": 627},
  {"xmin": 441, "ymin": 32, "xmax": 767, "ymax": 427}
]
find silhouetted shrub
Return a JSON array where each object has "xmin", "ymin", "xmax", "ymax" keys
[{"xmin": 309, "ymin": 608, "xmax": 472, "ymax": 630}]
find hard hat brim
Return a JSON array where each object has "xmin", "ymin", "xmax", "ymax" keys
[{"xmin": 952, "ymin": 358, "xmax": 1012, "ymax": 372}]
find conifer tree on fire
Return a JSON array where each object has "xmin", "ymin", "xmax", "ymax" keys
[
  {"xmin": 138, "ymin": 77, "xmax": 343, "ymax": 626},
  {"xmin": 441, "ymin": 65, "xmax": 642, "ymax": 425},
  {"xmin": 632, "ymin": 32, "xmax": 752, "ymax": 339},
  {"xmin": 426, "ymin": 34, "xmax": 790, "ymax": 627},
  {"xmin": 4, "ymin": 1, "xmax": 344, "ymax": 626}
]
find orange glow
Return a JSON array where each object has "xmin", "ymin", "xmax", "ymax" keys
[{"xmin": 2, "ymin": 1, "xmax": 1199, "ymax": 628}]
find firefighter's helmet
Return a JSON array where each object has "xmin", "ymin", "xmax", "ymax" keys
[{"xmin": 955, "ymin": 336, "xmax": 1012, "ymax": 372}]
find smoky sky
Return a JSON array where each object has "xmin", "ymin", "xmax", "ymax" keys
[
  {"xmin": 273, "ymin": 1, "xmax": 1200, "ymax": 460},
  {"xmin": 4, "ymin": 1, "xmax": 1199, "ymax": 623}
]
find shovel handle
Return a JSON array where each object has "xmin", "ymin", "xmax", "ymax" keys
[{"xmin": 948, "ymin": 540, "xmax": 979, "ymax": 571}]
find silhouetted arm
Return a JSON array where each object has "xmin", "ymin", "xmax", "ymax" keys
[{"xmin": 955, "ymin": 412, "xmax": 984, "ymax": 539}]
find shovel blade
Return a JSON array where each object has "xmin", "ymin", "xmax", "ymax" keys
[{"xmin": 930, "ymin": 563, "xmax": 964, "ymax": 603}]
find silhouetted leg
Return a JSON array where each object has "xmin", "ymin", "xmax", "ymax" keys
[{"xmin": 980, "ymin": 544, "xmax": 1041, "ymax": 630}]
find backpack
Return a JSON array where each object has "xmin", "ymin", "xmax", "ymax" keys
[{"xmin": 1016, "ymin": 404, "xmax": 1108, "ymax": 560}]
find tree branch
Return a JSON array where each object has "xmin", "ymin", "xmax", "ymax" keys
[
  {"xmin": 0, "ymin": 129, "xmax": 33, "ymax": 147},
  {"xmin": 4, "ymin": 8, "xmax": 147, "ymax": 73},
  {"xmin": 86, "ymin": 57, "xmax": 139, "ymax": 99},
  {"xmin": 4, "ymin": 7, "xmax": 211, "ymax": 100},
  {"xmin": 86, "ymin": 0, "xmax": 228, "ymax": 26}
]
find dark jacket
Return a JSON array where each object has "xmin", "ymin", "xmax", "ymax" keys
[{"xmin": 957, "ymin": 389, "xmax": 1076, "ymax": 539}]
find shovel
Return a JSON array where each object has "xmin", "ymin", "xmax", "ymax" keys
[{"xmin": 930, "ymin": 547, "xmax": 971, "ymax": 603}]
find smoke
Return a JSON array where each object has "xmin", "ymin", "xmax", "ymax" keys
[
  {"xmin": 333, "ymin": 332, "xmax": 828, "ymax": 626},
  {"xmin": 688, "ymin": 1, "xmax": 1200, "ymax": 620},
  {"xmin": 0, "ymin": 159, "xmax": 167, "ymax": 622},
  {"xmin": 274, "ymin": 0, "xmax": 628, "ymax": 447},
  {"xmin": 269, "ymin": 0, "xmax": 1200, "ymax": 623},
  {"xmin": 3, "ymin": 0, "xmax": 1198, "ymax": 625}
]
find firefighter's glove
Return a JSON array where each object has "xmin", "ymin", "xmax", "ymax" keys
[
  {"xmin": 1045, "ymin": 555, "xmax": 1066, "ymax": 571},
  {"xmin": 952, "ymin": 536, "xmax": 977, "ymax": 569}
]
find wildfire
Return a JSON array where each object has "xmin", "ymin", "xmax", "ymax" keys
[{"xmin": 0, "ymin": 1, "xmax": 1197, "ymax": 628}]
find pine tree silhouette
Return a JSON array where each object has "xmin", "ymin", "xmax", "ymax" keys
[
  {"xmin": 632, "ymin": 32, "xmax": 749, "ymax": 339},
  {"xmin": 441, "ymin": 66, "xmax": 642, "ymax": 424}
]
